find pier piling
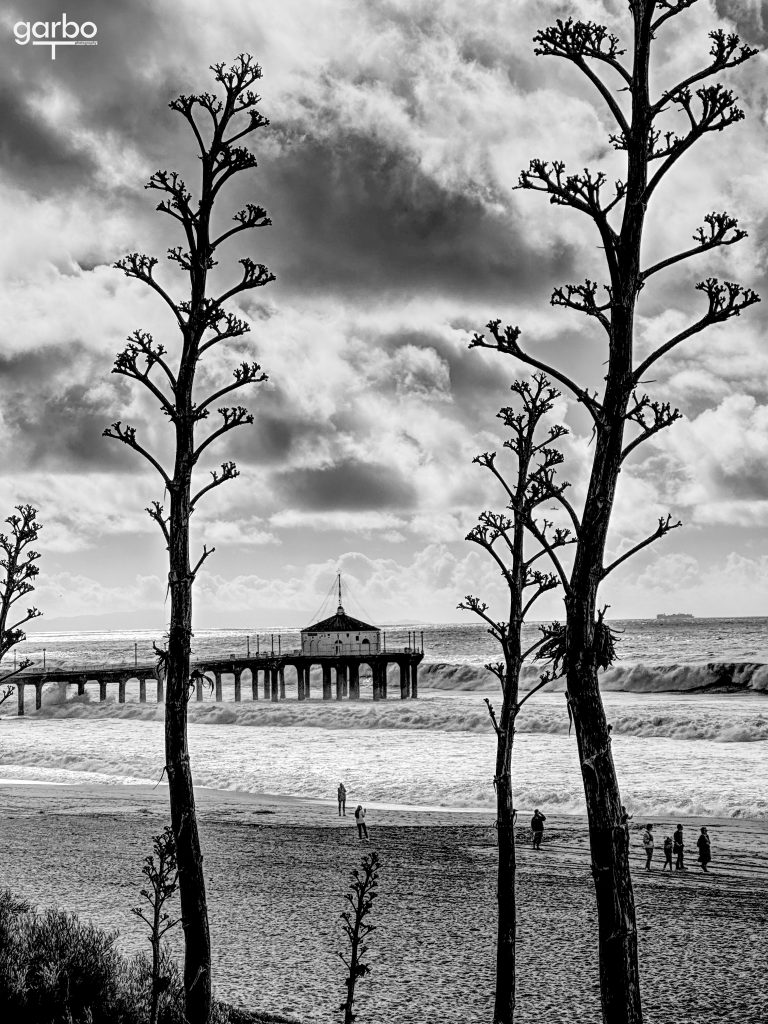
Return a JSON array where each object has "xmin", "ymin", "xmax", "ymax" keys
[
  {"xmin": 349, "ymin": 663, "xmax": 359, "ymax": 700},
  {"xmin": 322, "ymin": 664, "xmax": 332, "ymax": 700}
]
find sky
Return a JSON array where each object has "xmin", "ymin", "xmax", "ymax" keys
[{"xmin": 0, "ymin": 0, "xmax": 767, "ymax": 631}]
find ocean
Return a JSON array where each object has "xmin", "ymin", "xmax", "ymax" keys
[{"xmin": 2, "ymin": 617, "xmax": 767, "ymax": 819}]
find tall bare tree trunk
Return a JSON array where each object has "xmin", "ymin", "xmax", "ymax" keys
[
  {"xmin": 493, "ymin": 689, "xmax": 517, "ymax": 1024},
  {"xmin": 167, "ymin": 455, "xmax": 211, "ymax": 1020}
]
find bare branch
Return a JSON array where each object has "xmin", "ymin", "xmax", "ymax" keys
[
  {"xmin": 651, "ymin": 30, "xmax": 758, "ymax": 115},
  {"xmin": 633, "ymin": 278, "xmax": 760, "ymax": 381},
  {"xmin": 193, "ymin": 406, "xmax": 254, "ymax": 462},
  {"xmin": 114, "ymin": 253, "xmax": 184, "ymax": 324},
  {"xmin": 466, "ymin": 522, "xmax": 517, "ymax": 588},
  {"xmin": 534, "ymin": 20, "xmax": 632, "ymax": 150},
  {"xmin": 551, "ymin": 279, "xmax": 612, "ymax": 333},
  {"xmin": 651, "ymin": 1, "xmax": 698, "ymax": 35},
  {"xmin": 523, "ymin": 518, "xmax": 571, "ymax": 593},
  {"xmin": 646, "ymin": 85, "xmax": 749, "ymax": 201},
  {"xmin": 146, "ymin": 501, "xmax": 170, "ymax": 547},
  {"xmin": 102, "ymin": 422, "xmax": 172, "ymax": 488},
  {"xmin": 214, "ymin": 258, "xmax": 275, "ymax": 305},
  {"xmin": 622, "ymin": 393, "xmax": 682, "ymax": 461},
  {"xmin": 192, "ymin": 545, "xmax": 216, "ymax": 578},
  {"xmin": 196, "ymin": 361, "xmax": 268, "ymax": 414},
  {"xmin": 517, "ymin": 671, "xmax": 556, "ymax": 710},
  {"xmin": 517, "ymin": 159, "xmax": 621, "ymax": 223},
  {"xmin": 471, "ymin": 320, "xmax": 604, "ymax": 425},
  {"xmin": 197, "ymin": 308, "xmax": 251, "ymax": 354},
  {"xmin": 457, "ymin": 594, "xmax": 504, "ymax": 643},
  {"xmin": 191, "ymin": 461, "xmax": 240, "ymax": 508},
  {"xmin": 484, "ymin": 697, "xmax": 502, "ymax": 737},
  {"xmin": 212, "ymin": 204, "xmax": 272, "ymax": 249},
  {"xmin": 112, "ymin": 334, "xmax": 178, "ymax": 420},
  {"xmin": 521, "ymin": 569, "xmax": 560, "ymax": 618},
  {"xmin": 602, "ymin": 515, "xmax": 682, "ymax": 578},
  {"xmin": 642, "ymin": 212, "xmax": 747, "ymax": 280}
]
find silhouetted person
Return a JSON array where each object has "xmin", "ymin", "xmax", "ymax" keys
[
  {"xmin": 697, "ymin": 826, "xmax": 712, "ymax": 872},
  {"xmin": 641, "ymin": 824, "xmax": 654, "ymax": 870},
  {"xmin": 337, "ymin": 781, "xmax": 347, "ymax": 816},
  {"xmin": 662, "ymin": 836, "xmax": 673, "ymax": 871},
  {"xmin": 355, "ymin": 804, "xmax": 368, "ymax": 840},
  {"xmin": 531, "ymin": 809, "xmax": 546, "ymax": 849},
  {"xmin": 673, "ymin": 824, "xmax": 685, "ymax": 871},
  {"xmin": 620, "ymin": 805, "xmax": 633, "ymax": 829}
]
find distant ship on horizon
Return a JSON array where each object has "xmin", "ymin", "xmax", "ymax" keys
[{"xmin": 656, "ymin": 612, "xmax": 695, "ymax": 620}]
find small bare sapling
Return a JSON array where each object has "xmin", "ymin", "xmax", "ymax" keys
[
  {"xmin": 132, "ymin": 826, "xmax": 180, "ymax": 1024},
  {"xmin": 337, "ymin": 850, "xmax": 380, "ymax": 1024}
]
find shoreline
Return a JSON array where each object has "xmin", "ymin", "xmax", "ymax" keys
[{"xmin": 1, "ymin": 778, "xmax": 766, "ymax": 829}]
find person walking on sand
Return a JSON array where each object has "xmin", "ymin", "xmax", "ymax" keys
[
  {"xmin": 337, "ymin": 782, "xmax": 347, "ymax": 817},
  {"xmin": 531, "ymin": 809, "xmax": 546, "ymax": 850},
  {"xmin": 662, "ymin": 835, "xmax": 673, "ymax": 872},
  {"xmin": 641, "ymin": 823, "xmax": 655, "ymax": 870},
  {"xmin": 354, "ymin": 804, "xmax": 368, "ymax": 840},
  {"xmin": 697, "ymin": 826, "xmax": 712, "ymax": 872},
  {"xmin": 673, "ymin": 824, "xmax": 685, "ymax": 871}
]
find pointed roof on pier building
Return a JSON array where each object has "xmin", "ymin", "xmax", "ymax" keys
[
  {"xmin": 301, "ymin": 573, "xmax": 380, "ymax": 635},
  {"xmin": 304, "ymin": 608, "xmax": 378, "ymax": 634}
]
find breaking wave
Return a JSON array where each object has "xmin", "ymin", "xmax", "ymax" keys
[
  {"xmin": 20, "ymin": 681, "xmax": 768, "ymax": 743},
  {"xmin": 420, "ymin": 660, "xmax": 768, "ymax": 695}
]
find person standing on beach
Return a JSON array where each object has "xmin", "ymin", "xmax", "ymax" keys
[
  {"xmin": 337, "ymin": 782, "xmax": 347, "ymax": 817},
  {"xmin": 673, "ymin": 824, "xmax": 685, "ymax": 871},
  {"xmin": 662, "ymin": 836, "xmax": 673, "ymax": 872},
  {"xmin": 620, "ymin": 805, "xmax": 633, "ymax": 830},
  {"xmin": 697, "ymin": 826, "xmax": 712, "ymax": 872},
  {"xmin": 531, "ymin": 809, "xmax": 546, "ymax": 850},
  {"xmin": 641, "ymin": 824, "xmax": 654, "ymax": 870},
  {"xmin": 354, "ymin": 804, "xmax": 368, "ymax": 840}
]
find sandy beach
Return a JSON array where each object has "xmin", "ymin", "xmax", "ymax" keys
[{"xmin": 1, "ymin": 782, "xmax": 766, "ymax": 1023}]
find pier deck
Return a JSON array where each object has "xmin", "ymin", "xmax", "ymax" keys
[{"xmin": 9, "ymin": 649, "xmax": 424, "ymax": 715}]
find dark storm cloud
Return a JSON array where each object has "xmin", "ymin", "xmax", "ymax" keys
[
  {"xmin": 0, "ymin": 79, "xmax": 96, "ymax": 188},
  {"xmin": 277, "ymin": 459, "xmax": 418, "ymax": 512},
  {"xmin": 225, "ymin": 401, "xmax": 333, "ymax": 467},
  {"xmin": 1, "ymin": 0, "xmax": 201, "ymax": 194},
  {"xmin": 715, "ymin": 1, "xmax": 768, "ymax": 45},
  {"xmin": 0, "ymin": 345, "xmax": 137, "ymax": 472},
  {"xmin": 260, "ymin": 122, "xmax": 576, "ymax": 303}
]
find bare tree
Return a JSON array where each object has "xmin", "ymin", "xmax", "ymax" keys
[
  {"xmin": 471, "ymin": 6, "xmax": 758, "ymax": 1022},
  {"xmin": 0, "ymin": 504, "xmax": 42, "ymax": 707},
  {"xmin": 337, "ymin": 851, "xmax": 380, "ymax": 1024},
  {"xmin": 132, "ymin": 826, "xmax": 180, "ymax": 1024},
  {"xmin": 460, "ymin": 375, "xmax": 573, "ymax": 1024},
  {"xmin": 105, "ymin": 55, "xmax": 273, "ymax": 1023}
]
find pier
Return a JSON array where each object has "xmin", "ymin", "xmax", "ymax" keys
[{"xmin": 10, "ymin": 646, "xmax": 424, "ymax": 716}]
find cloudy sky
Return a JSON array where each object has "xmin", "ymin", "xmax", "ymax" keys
[{"xmin": 0, "ymin": 0, "xmax": 766, "ymax": 631}]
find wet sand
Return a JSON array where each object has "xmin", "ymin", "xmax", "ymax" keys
[{"xmin": 1, "ymin": 782, "xmax": 767, "ymax": 1023}]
